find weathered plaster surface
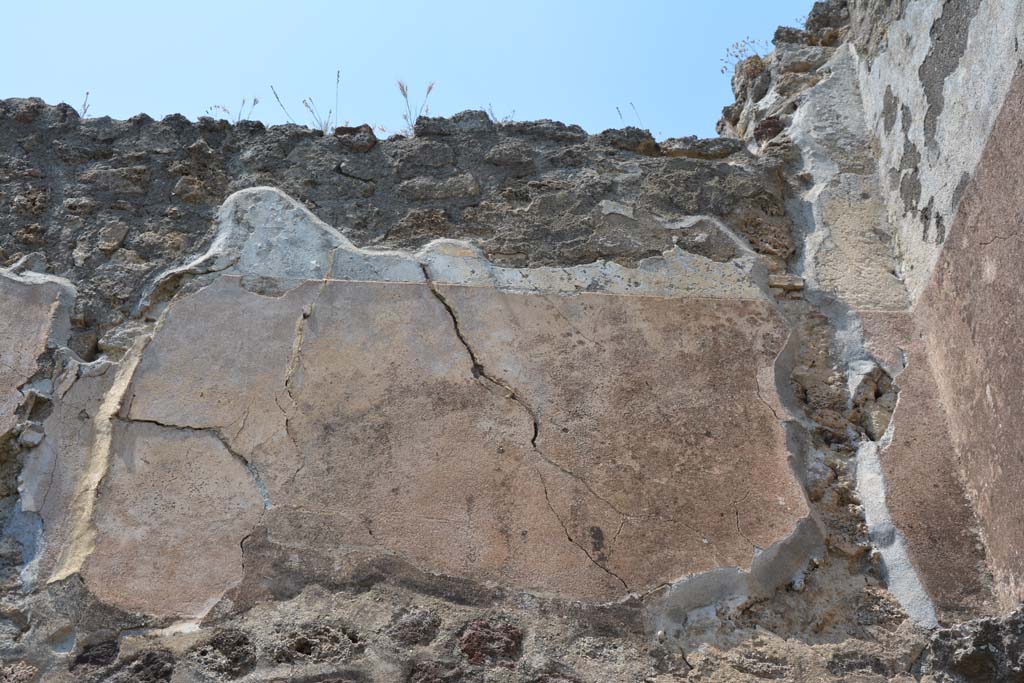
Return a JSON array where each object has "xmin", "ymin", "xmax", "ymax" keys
[
  {"xmin": 789, "ymin": 45, "xmax": 909, "ymax": 312},
  {"xmin": 84, "ymin": 422, "xmax": 264, "ymax": 618},
  {"xmin": 857, "ymin": 0, "xmax": 1024, "ymax": 299},
  {"xmin": 7, "ymin": 4, "xmax": 1024, "ymax": 677},
  {"xmin": 39, "ymin": 188, "xmax": 811, "ymax": 617},
  {"xmin": 17, "ymin": 355, "xmax": 116, "ymax": 586}
]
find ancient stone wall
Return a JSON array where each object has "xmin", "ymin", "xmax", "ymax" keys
[{"xmin": 3, "ymin": 1, "xmax": 1024, "ymax": 682}]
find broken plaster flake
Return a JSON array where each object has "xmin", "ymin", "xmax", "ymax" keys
[
  {"xmin": 0, "ymin": 267, "xmax": 76, "ymax": 437},
  {"xmin": 148, "ymin": 188, "xmax": 767, "ymax": 302},
  {"xmin": 855, "ymin": 439, "xmax": 938, "ymax": 627},
  {"xmin": 418, "ymin": 239, "xmax": 766, "ymax": 299},
  {"xmin": 598, "ymin": 199, "xmax": 635, "ymax": 219},
  {"xmin": 142, "ymin": 186, "xmax": 423, "ymax": 310},
  {"xmin": 846, "ymin": 359, "xmax": 880, "ymax": 404},
  {"xmin": 646, "ymin": 517, "xmax": 825, "ymax": 644},
  {"xmin": 47, "ymin": 333, "xmax": 153, "ymax": 584},
  {"xmin": 4, "ymin": 500, "xmax": 43, "ymax": 590},
  {"xmin": 17, "ymin": 424, "xmax": 44, "ymax": 447},
  {"xmin": 17, "ymin": 355, "xmax": 126, "ymax": 588},
  {"xmin": 18, "ymin": 435, "xmax": 57, "ymax": 513},
  {"xmin": 22, "ymin": 377, "xmax": 52, "ymax": 397}
]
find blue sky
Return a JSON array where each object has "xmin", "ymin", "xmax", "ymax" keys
[{"xmin": 3, "ymin": 0, "xmax": 812, "ymax": 138}]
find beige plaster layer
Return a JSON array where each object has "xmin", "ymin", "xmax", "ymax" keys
[
  {"xmin": 80, "ymin": 421, "xmax": 263, "ymax": 618},
  {"xmin": 32, "ymin": 187, "xmax": 813, "ymax": 618},
  {"xmin": 67, "ymin": 273, "xmax": 810, "ymax": 613},
  {"xmin": 19, "ymin": 357, "xmax": 116, "ymax": 583}
]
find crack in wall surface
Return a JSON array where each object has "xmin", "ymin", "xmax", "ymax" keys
[
  {"xmin": 535, "ymin": 465, "xmax": 630, "ymax": 592},
  {"xmin": 754, "ymin": 381, "xmax": 783, "ymax": 422},
  {"xmin": 280, "ymin": 247, "xmax": 339, "ymax": 487},
  {"xmin": 977, "ymin": 229, "xmax": 1021, "ymax": 247},
  {"xmin": 420, "ymin": 265, "xmax": 651, "ymax": 592},
  {"xmin": 116, "ymin": 416, "xmax": 272, "ymax": 511},
  {"xmin": 416, "ymin": 265, "xmax": 762, "ymax": 600},
  {"xmin": 419, "ymin": 264, "xmax": 634, "ymax": 520},
  {"xmin": 420, "ymin": 264, "xmax": 518, "ymax": 390}
]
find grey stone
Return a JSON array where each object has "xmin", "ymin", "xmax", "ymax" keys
[
  {"xmin": 661, "ymin": 136, "xmax": 746, "ymax": 160},
  {"xmin": 775, "ymin": 44, "xmax": 834, "ymax": 73}
]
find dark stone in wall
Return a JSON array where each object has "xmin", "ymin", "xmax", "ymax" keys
[
  {"xmin": 918, "ymin": 0, "xmax": 984, "ymax": 147},
  {"xmin": 925, "ymin": 606, "xmax": 1024, "ymax": 681},
  {"xmin": 882, "ymin": 85, "xmax": 899, "ymax": 133}
]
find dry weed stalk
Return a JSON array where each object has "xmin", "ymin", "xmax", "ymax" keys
[
  {"xmin": 486, "ymin": 103, "xmax": 515, "ymax": 124},
  {"xmin": 720, "ymin": 37, "xmax": 771, "ymax": 74},
  {"xmin": 398, "ymin": 80, "xmax": 435, "ymax": 136},
  {"xmin": 205, "ymin": 98, "xmax": 259, "ymax": 124},
  {"xmin": 271, "ymin": 70, "xmax": 342, "ymax": 133}
]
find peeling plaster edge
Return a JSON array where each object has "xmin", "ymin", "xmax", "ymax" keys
[
  {"xmin": 777, "ymin": 41, "xmax": 939, "ymax": 627},
  {"xmin": 641, "ymin": 321, "xmax": 825, "ymax": 639},
  {"xmin": 0, "ymin": 266, "xmax": 80, "ymax": 590},
  {"xmin": 831, "ymin": 308, "xmax": 939, "ymax": 627},
  {"xmin": 811, "ymin": 296, "xmax": 940, "ymax": 628},
  {"xmin": 645, "ymin": 516, "xmax": 825, "ymax": 640},
  {"xmin": 13, "ymin": 356, "xmax": 116, "ymax": 592},
  {"xmin": 136, "ymin": 187, "xmax": 771, "ymax": 321},
  {"xmin": 46, "ymin": 331, "xmax": 154, "ymax": 585}
]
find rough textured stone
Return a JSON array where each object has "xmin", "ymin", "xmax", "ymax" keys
[
  {"xmin": 0, "ymin": 97, "xmax": 799, "ymax": 336},
  {"xmin": 660, "ymin": 135, "xmax": 746, "ymax": 160}
]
